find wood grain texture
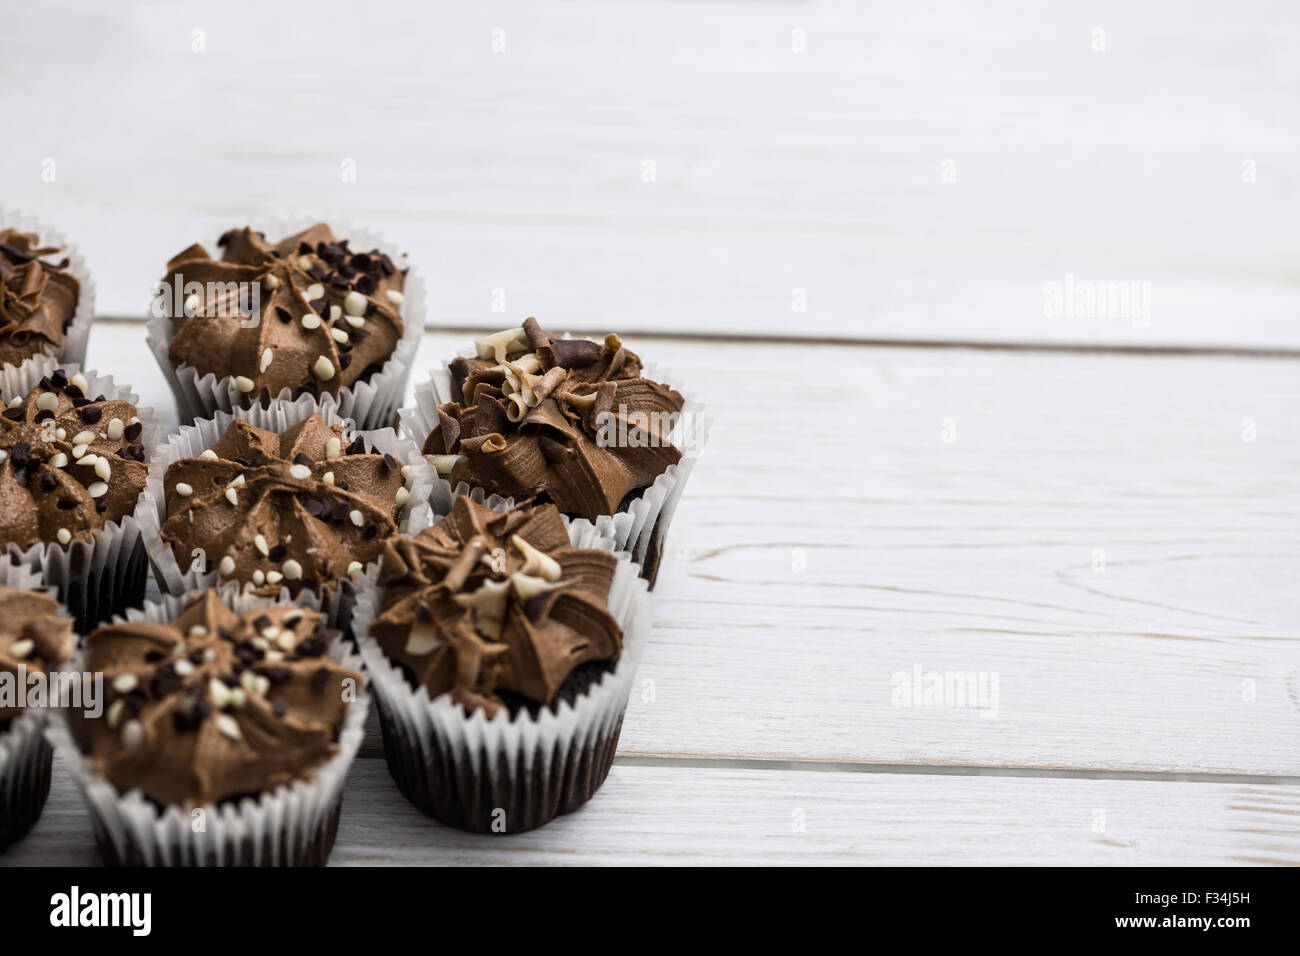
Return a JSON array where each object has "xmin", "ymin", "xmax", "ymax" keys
[
  {"xmin": 6, "ymin": 753, "xmax": 1299, "ymax": 866},
  {"xmin": 2, "ymin": 0, "xmax": 1297, "ymax": 347}
]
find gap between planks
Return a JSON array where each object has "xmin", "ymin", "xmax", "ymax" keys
[{"xmin": 84, "ymin": 317, "xmax": 1300, "ymax": 360}]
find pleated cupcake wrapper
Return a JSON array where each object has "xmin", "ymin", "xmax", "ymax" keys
[
  {"xmin": 46, "ymin": 582, "xmax": 369, "ymax": 866},
  {"xmin": 145, "ymin": 217, "xmax": 425, "ymax": 430},
  {"xmin": 0, "ymin": 561, "xmax": 69, "ymax": 853},
  {"xmin": 402, "ymin": 355, "xmax": 710, "ymax": 588},
  {"xmin": 0, "ymin": 207, "xmax": 95, "ymax": 372},
  {"xmin": 354, "ymin": 521, "xmax": 650, "ymax": 832},
  {"xmin": 0, "ymin": 356, "xmax": 163, "ymax": 631},
  {"xmin": 134, "ymin": 393, "xmax": 436, "ymax": 631}
]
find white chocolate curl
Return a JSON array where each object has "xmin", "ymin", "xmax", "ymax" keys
[
  {"xmin": 474, "ymin": 327, "xmax": 530, "ymax": 364},
  {"xmin": 510, "ymin": 534, "xmax": 562, "ymax": 581}
]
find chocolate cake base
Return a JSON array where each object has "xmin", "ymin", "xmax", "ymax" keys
[
  {"xmin": 376, "ymin": 695, "xmax": 626, "ymax": 834},
  {"xmin": 91, "ymin": 793, "xmax": 344, "ymax": 867},
  {"xmin": 0, "ymin": 734, "xmax": 53, "ymax": 854}
]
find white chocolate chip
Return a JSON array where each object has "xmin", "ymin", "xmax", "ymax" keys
[
  {"xmin": 289, "ymin": 464, "xmax": 311, "ymax": 480},
  {"xmin": 386, "ymin": 289, "xmax": 404, "ymax": 306},
  {"xmin": 106, "ymin": 418, "xmax": 124, "ymax": 440},
  {"xmin": 260, "ymin": 348, "xmax": 273, "ymax": 373},
  {"xmin": 306, "ymin": 283, "xmax": 325, "ymax": 300},
  {"xmin": 55, "ymin": 427, "xmax": 65, "ymax": 440},
  {"xmin": 254, "ymin": 533, "xmax": 269, "ymax": 556},
  {"xmin": 329, "ymin": 305, "xmax": 342, "ymax": 321},
  {"xmin": 344, "ymin": 291, "xmax": 367, "ymax": 316},
  {"xmin": 218, "ymin": 555, "xmax": 236, "ymax": 576},
  {"xmin": 349, "ymin": 509, "xmax": 363, "ymax": 527},
  {"xmin": 5, "ymin": 397, "xmax": 19, "ymax": 408},
  {"xmin": 122, "ymin": 720, "xmax": 145, "ymax": 749},
  {"xmin": 56, "ymin": 528, "xmax": 72, "ymax": 545},
  {"xmin": 176, "ymin": 482, "xmax": 193, "ymax": 497},
  {"xmin": 87, "ymin": 481, "xmax": 108, "ymax": 498},
  {"xmin": 36, "ymin": 392, "xmax": 58, "ymax": 412},
  {"xmin": 263, "ymin": 272, "xmax": 280, "ymax": 290},
  {"xmin": 301, "ymin": 313, "xmax": 321, "ymax": 330},
  {"xmin": 78, "ymin": 453, "xmax": 99, "ymax": 467},
  {"xmin": 297, "ymin": 255, "xmax": 313, "ymax": 271},
  {"xmin": 252, "ymin": 569, "xmax": 265, "ymax": 585},
  {"xmin": 395, "ymin": 486, "xmax": 410, "ymax": 506},
  {"xmin": 276, "ymin": 631, "xmax": 295, "ymax": 651},
  {"xmin": 313, "ymin": 356, "xmax": 335, "ymax": 380},
  {"xmin": 94, "ymin": 458, "xmax": 112, "ymax": 482},
  {"xmin": 325, "ymin": 437, "xmax": 341, "ymax": 459},
  {"xmin": 188, "ymin": 625, "xmax": 207, "ymax": 636},
  {"xmin": 112, "ymin": 673, "xmax": 139, "ymax": 693},
  {"xmin": 174, "ymin": 659, "xmax": 194, "ymax": 677},
  {"xmin": 321, "ymin": 471, "xmax": 334, "ymax": 485},
  {"xmin": 200, "ymin": 449, "xmax": 219, "ymax": 460},
  {"xmin": 234, "ymin": 376, "xmax": 255, "ymax": 393},
  {"xmin": 330, "ymin": 327, "xmax": 349, "ymax": 344},
  {"xmin": 230, "ymin": 474, "xmax": 245, "ymax": 487},
  {"xmin": 346, "ymin": 560, "xmax": 363, "ymax": 576},
  {"xmin": 225, "ymin": 487, "xmax": 238, "ymax": 505},
  {"xmin": 344, "ymin": 313, "xmax": 365, "ymax": 328},
  {"xmin": 282, "ymin": 559, "xmax": 303, "ymax": 580},
  {"xmin": 107, "ymin": 699, "xmax": 126, "ymax": 728},
  {"xmin": 49, "ymin": 452, "xmax": 67, "ymax": 468},
  {"xmin": 209, "ymin": 678, "xmax": 231, "ymax": 708},
  {"xmin": 266, "ymin": 570, "xmax": 284, "ymax": 585},
  {"xmin": 71, "ymin": 444, "xmax": 88, "ymax": 459},
  {"xmin": 9, "ymin": 638, "xmax": 34, "ymax": 659},
  {"xmin": 72, "ymin": 430, "xmax": 95, "ymax": 446},
  {"xmin": 216, "ymin": 714, "xmax": 241, "ymax": 740},
  {"xmin": 70, "ymin": 374, "xmax": 89, "ymax": 393}
]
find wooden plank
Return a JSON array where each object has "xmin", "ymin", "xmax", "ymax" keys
[
  {"xmin": 5, "ymin": 753, "xmax": 1298, "ymax": 865},
  {"xmin": 78, "ymin": 323, "xmax": 1300, "ymax": 776},
  {"xmin": 1, "ymin": 1, "xmax": 1297, "ymax": 347}
]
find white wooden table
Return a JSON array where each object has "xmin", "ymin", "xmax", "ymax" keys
[{"xmin": 2, "ymin": 0, "xmax": 1299, "ymax": 865}]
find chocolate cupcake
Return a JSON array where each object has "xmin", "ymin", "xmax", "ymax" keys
[
  {"xmin": 51, "ymin": 587, "xmax": 368, "ymax": 866},
  {"xmin": 0, "ymin": 358, "xmax": 158, "ymax": 629},
  {"xmin": 0, "ymin": 566, "xmax": 73, "ymax": 854},
  {"xmin": 355, "ymin": 496, "xmax": 650, "ymax": 833},
  {"xmin": 137, "ymin": 395, "xmax": 434, "ymax": 626},
  {"xmin": 0, "ymin": 211, "xmax": 94, "ymax": 371},
  {"xmin": 147, "ymin": 222, "xmax": 424, "ymax": 429},
  {"xmin": 402, "ymin": 318, "xmax": 709, "ymax": 587}
]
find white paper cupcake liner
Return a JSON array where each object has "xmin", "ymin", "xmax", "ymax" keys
[
  {"xmin": 354, "ymin": 520, "xmax": 650, "ymax": 832},
  {"xmin": 145, "ymin": 217, "xmax": 425, "ymax": 430},
  {"xmin": 402, "ymin": 354, "xmax": 710, "ymax": 587},
  {"xmin": 0, "ymin": 207, "xmax": 95, "ymax": 371},
  {"xmin": 0, "ymin": 356, "xmax": 163, "ymax": 631},
  {"xmin": 0, "ymin": 561, "xmax": 72, "ymax": 853},
  {"xmin": 46, "ymin": 582, "xmax": 369, "ymax": 866},
  {"xmin": 133, "ymin": 393, "xmax": 436, "ymax": 631}
]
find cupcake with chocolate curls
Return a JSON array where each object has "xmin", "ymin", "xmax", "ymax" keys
[
  {"xmin": 0, "ymin": 564, "xmax": 73, "ymax": 855},
  {"xmin": 148, "ymin": 222, "xmax": 424, "ymax": 429},
  {"xmin": 356, "ymin": 496, "xmax": 650, "ymax": 833},
  {"xmin": 0, "ymin": 212, "xmax": 95, "ymax": 371},
  {"xmin": 0, "ymin": 359, "xmax": 157, "ymax": 630},
  {"xmin": 53, "ymin": 587, "xmax": 367, "ymax": 866},
  {"xmin": 403, "ymin": 317, "xmax": 707, "ymax": 586}
]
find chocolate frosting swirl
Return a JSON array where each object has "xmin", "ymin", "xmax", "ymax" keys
[
  {"xmin": 423, "ymin": 318, "xmax": 685, "ymax": 520},
  {"xmin": 0, "ymin": 369, "xmax": 148, "ymax": 549},
  {"xmin": 68, "ymin": 590, "xmax": 358, "ymax": 808},
  {"xmin": 371, "ymin": 497, "xmax": 623, "ymax": 718},
  {"xmin": 0, "ymin": 229, "xmax": 79, "ymax": 368},
  {"xmin": 0, "ymin": 586, "xmax": 72, "ymax": 725},
  {"xmin": 161, "ymin": 414, "xmax": 413, "ymax": 597},
  {"xmin": 164, "ymin": 224, "xmax": 405, "ymax": 402}
]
